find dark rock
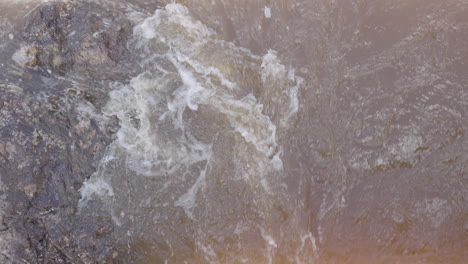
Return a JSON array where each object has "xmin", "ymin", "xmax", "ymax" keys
[
  {"xmin": 0, "ymin": 0, "xmax": 141, "ymax": 262},
  {"xmin": 22, "ymin": 0, "xmax": 137, "ymax": 80}
]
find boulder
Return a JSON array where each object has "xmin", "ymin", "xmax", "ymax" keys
[{"xmin": 0, "ymin": 1, "xmax": 138, "ymax": 262}]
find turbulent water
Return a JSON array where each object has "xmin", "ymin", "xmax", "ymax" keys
[{"xmin": 1, "ymin": 0, "xmax": 468, "ymax": 263}]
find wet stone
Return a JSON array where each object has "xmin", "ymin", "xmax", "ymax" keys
[{"xmin": 0, "ymin": 0, "xmax": 141, "ymax": 262}]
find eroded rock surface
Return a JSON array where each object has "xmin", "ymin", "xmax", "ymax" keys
[{"xmin": 0, "ymin": 1, "xmax": 140, "ymax": 262}]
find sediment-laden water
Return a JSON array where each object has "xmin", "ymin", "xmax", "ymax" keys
[{"xmin": 1, "ymin": 0, "xmax": 467, "ymax": 263}]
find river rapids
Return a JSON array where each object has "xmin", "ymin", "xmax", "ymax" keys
[{"xmin": 0, "ymin": 0, "xmax": 467, "ymax": 263}]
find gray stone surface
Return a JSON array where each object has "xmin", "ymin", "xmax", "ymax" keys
[{"xmin": 0, "ymin": 1, "xmax": 139, "ymax": 262}]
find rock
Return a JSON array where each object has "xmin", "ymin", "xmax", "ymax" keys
[
  {"xmin": 0, "ymin": 0, "xmax": 141, "ymax": 262},
  {"xmin": 21, "ymin": 1, "xmax": 137, "ymax": 80}
]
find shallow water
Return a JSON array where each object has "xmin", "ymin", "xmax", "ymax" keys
[{"xmin": 1, "ymin": 0, "xmax": 467, "ymax": 263}]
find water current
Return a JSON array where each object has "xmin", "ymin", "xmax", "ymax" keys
[{"xmin": 1, "ymin": 0, "xmax": 467, "ymax": 263}]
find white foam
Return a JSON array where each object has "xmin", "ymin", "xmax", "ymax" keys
[
  {"xmin": 261, "ymin": 50, "xmax": 303, "ymax": 126},
  {"xmin": 166, "ymin": 53, "xmax": 209, "ymax": 112},
  {"xmin": 215, "ymin": 94, "xmax": 279, "ymax": 159},
  {"xmin": 261, "ymin": 50, "xmax": 286, "ymax": 82},
  {"xmin": 295, "ymin": 232, "xmax": 318, "ymax": 263},
  {"xmin": 288, "ymin": 69, "xmax": 302, "ymax": 113},
  {"xmin": 121, "ymin": 3, "xmax": 286, "ymax": 178},
  {"xmin": 135, "ymin": 3, "xmax": 214, "ymax": 44},
  {"xmin": 262, "ymin": 233, "xmax": 277, "ymax": 248},
  {"xmin": 264, "ymin": 6, "xmax": 272, "ymax": 18},
  {"xmin": 100, "ymin": 69, "xmax": 213, "ymax": 177},
  {"xmin": 174, "ymin": 167, "xmax": 207, "ymax": 219},
  {"xmin": 79, "ymin": 2, "xmax": 305, "ymax": 212},
  {"xmin": 416, "ymin": 198, "xmax": 451, "ymax": 228},
  {"xmin": 12, "ymin": 45, "xmax": 35, "ymax": 65},
  {"xmin": 78, "ymin": 177, "xmax": 114, "ymax": 207}
]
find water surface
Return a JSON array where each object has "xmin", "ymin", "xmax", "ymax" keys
[{"xmin": 1, "ymin": 0, "xmax": 467, "ymax": 263}]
